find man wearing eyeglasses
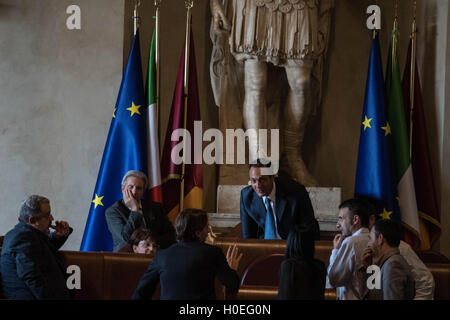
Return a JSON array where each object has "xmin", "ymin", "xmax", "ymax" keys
[
  {"xmin": 240, "ymin": 159, "xmax": 319, "ymax": 240},
  {"xmin": 0, "ymin": 195, "xmax": 72, "ymax": 299}
]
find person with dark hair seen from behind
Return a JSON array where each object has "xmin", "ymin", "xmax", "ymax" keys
[
  {"xmin": 118, "ymin": 228, "xmax": 159, "ymax": 256},
  {"xmin": 361, "ymin": 219, "xmax": 415, "ymax": 300},
  {"xmin": 327, "ymin": 198, "xmax": 371, "ymax": 300},
  {"xmin": 278, "ymin": 225, "xmax": 326, "ymax": 300},
  {"xmin": 365, "ymin": 200, "xmax": 434, "ymax": 300},
  {"xmin": 0, "ymin": 195, "xmax": 72, "ymax": 299},
  {"xmin": 240, "ymin": 159, "xmax": 319, "ymax": 240},
  {"xmin": 105, "ymin": 170, "xmax": 176, "ymax": 252},
  {"xmin": 132, "ymin": 209, "xmax": 243, "ymax": 300}
]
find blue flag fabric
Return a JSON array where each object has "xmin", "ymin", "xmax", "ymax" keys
[
  {"xmin": 354, "ymin": 35, "xmax": 400, "ymax": 223},
  {"xmin": 80, "ymin": 31, "xmax": 147, "ymax": 251}
]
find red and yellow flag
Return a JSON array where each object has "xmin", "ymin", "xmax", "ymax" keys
[{"xmin": 161, "ymin": 29, "xmax": 203, "ymax": 223}]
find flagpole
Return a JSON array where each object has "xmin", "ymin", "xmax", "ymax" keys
[
  {"xmin": 133, "ymin": 0, "xmax": 141, "ymax": 35},
  {"xmin": 392, "ymin": 0, "xmax": 399, "ymax": 73},
  {"xmin": 373, "ymin": 0, "xmax": 378, "ymax": 39},
  {"xmin": 409, "ymin": 1, "xmax": 417, "ymax": 157},
  {"xmin": 155, "ymin": 0, "xmax": 162, "ymax": 154},
  {"xmin": 180, "ymin": 0, "xmax": 193, "ymax": 212}
]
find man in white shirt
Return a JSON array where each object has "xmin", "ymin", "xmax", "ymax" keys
[{"xmin": 327, "ymin": 198, "xmax": 371, "ymax": 300}]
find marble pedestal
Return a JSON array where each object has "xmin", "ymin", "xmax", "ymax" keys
[{"xmin": 208, "ymin": 185, "xmax": 341, "ymax": 232}]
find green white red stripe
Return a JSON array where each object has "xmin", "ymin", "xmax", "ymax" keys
[
  {"xmin": 386, "ymin": 31, "xmax": 420, "ymax": 237},
  {"xmin": 147, "ymin": 29, "xmax": 162, "ymax": 203}
]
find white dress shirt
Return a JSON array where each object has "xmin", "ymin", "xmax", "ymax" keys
[
  {"xmin": 327, "ymin": 227, "xmax": 370, "ymax": 300},
  {"xmin": 399, "ymin": 240, "xmax": 435, "ymax": 300}
]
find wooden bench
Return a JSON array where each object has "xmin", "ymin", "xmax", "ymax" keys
[{"xmin": 1, "ymin": 238, "xmax": 449, "ymax": 300}]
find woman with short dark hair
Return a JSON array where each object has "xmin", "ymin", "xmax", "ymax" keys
[
  {"xmin": 133, "ymin": 209, "xmax": 242, "ymax": 300},
  {"xmin": 118, "ymin": 228, "xmax": 159, "ymax": 255},
  {"xmin": 278, "ymin": 226, "xmax": 326, "ymax": 300}
]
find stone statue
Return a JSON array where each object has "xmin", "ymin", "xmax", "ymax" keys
[{"xmin": 210, "ymin": 0, "xmax": 333, "ymax": 186}]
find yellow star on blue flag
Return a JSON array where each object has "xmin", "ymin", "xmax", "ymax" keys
[
  {"xmin": 91, "ymin": 194, "xmax": 104, "ymax": 208},
  {"xmin": 381, "ymin": 122, "xmax": 391, "ymax": 136},
  {"xmin": 362, "ymin": 116, "xmax": 372, "ymax": 131},
  {"xmin": 126, "ymin": 101, "xmax": 141, "ymax": 117},
  {"xmin": 379, "ymin": 208, "xmax": 393, "ymax": 219}
]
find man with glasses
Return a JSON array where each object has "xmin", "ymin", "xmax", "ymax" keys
[
  {"xmin": 0, "ymin": 195, "xmax": 72, "ymax": 299},
  {"xmin": 240, "ymin": 160, "xmax": 319, "ymax": 239}
]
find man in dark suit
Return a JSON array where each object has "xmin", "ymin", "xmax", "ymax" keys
[
  {"xmin": 0, "ymin": 195, "xmax": 72, "ymax": 299},
  {"xmin": 105, "ymin": 170, "xmax": 176, "ymax": 252},
  {"xmin": 240, "ymin": 160, "xmax": 319, "ymax": 239},
  {"xmin": 132, "ymin": 209, "xmax": 242, "ymax": 300}
]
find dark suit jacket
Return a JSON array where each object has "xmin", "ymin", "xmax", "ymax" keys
[
  {"xmin": 240, "ymin": 175, "xmax": 319, "ymax": 239},
  {"xmin": 277, "ymin": 258, "xmax": 326, "ymax": 300},
  {"xmin": 105, "ymin": 199, "xmax": 176, "ymax": 252},
  {"xmin": 0, "ymin": 222, "xmax": 71, "ymax": 300},
  {"xmin": 132, "ymin": 241, "xmax": 240, "ymax": 300}
]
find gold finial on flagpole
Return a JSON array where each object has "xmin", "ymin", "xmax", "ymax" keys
[
  {"xmin": 133, "ymin": 0, "xmax": 141, "ymax": 35},
  {"xmin": 409, "ymin": 0, "xmax": 418, "ymax": 157},
  {"xmin": 180, "ymin": 0, "xmax": 194, "ymax": 212}
]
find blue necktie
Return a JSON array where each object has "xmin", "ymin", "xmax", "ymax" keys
[{"xmin": 264, "ymin": 197, "xmax": 277, "ymax": 239}]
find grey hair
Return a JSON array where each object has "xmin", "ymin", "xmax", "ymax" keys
[
  {"xmin": 121, "ymin": 170, "xmax": 148, "ymax": 189},
  {"xmin": 19, "ymin": 195, "xmax": 50, "ymax": 223}
]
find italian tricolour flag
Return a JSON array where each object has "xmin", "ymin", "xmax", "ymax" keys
[
  {"xmin": 147, "ymin": 30, "xmax": 163, "ymax": 203},
  {"xmin": 386, "ymin": 29, "xmax": 421, "ymax": 244}
]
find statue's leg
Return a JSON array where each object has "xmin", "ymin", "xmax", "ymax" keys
[
  {"xmin": 243, "ymin": 59, "xmax": 267, "ymax": 162},
  {"xmin": 282, "ymin": 64, "xmax": 318, "ymax": 186}
]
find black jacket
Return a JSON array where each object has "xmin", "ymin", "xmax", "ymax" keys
[
  {"xmin": 240, "ymin": 174, "xmax": 320, "ymax": 239},
  {"xmin": 105, "ymin": 199, "xmax": 176, "ymax": 252},
  {"xmin": 0, "ymin": 222, "xmax": 71, "ymax": 300},
  {"xmin": 132, "ymin": 241, "xmax": 240, "ymax": 300}
]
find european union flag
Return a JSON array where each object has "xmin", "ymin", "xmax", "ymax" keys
[
  {"xmin": 354, "ymin": 35, "xmax": 399, "ymax": 222},
  {"xmin": 80, "ymin": 31, "xmax": 147, "ymax": 251}
]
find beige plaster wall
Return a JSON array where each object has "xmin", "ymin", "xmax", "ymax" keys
[{"xmin": 0, "ymin": 0, "xmax": 124, "ymax": 250}]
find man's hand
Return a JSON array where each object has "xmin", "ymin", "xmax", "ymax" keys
[
  {"xmin": 123, "ymin": 188, "xmax": 140, "ymax": 212},
  {"xmin": 50, "ymin": 221, "xmax": 70, "ymax": 237},
  {"xmin": 333, "ymin": 234, "xmax": 344, "ymax": 250},
  {"xmin": 361, "ymin": 247, "xmax": 373, "ymax": 268},
  {"xmin": 226, "ymin": 244, "xmax": 243, "ymax": 271},
  {"xmin": 210, "ymin": 0, "xmax": 231, "ymax": 34}
]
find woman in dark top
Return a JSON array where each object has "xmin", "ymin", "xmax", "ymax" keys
[{"xmin": 278, "ymin": 225, "xmax": 326, "ymax": 300}]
